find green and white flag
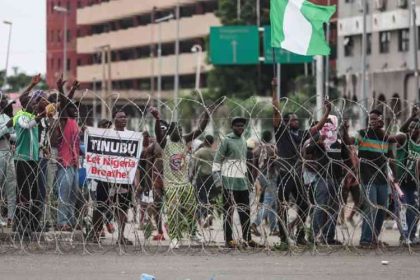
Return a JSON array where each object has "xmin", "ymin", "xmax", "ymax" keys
[{"xmin": 270, "ymin": 0, "xmax": 336, "ymax": 56}]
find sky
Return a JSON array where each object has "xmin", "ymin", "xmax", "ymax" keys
[{"xmin": 0, "ymin": 0, "xmax": 46, "ymax": 76}]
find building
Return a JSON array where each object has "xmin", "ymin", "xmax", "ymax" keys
[
  {"xmin": 337, "ymin": 0, "xmax": 419, "ymax": 123},
  {"xmin": 75, "ymin": 0, "xmax": 219, "ymax": 106},
  {"xmin": 46, "ymin": 0, "xmax": 91, "ymax": 87}
]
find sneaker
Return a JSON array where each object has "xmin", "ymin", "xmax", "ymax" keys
[
  {"xmin": 225, "ymin": 240, "xmax": 238, "ymax": 249},
  {"xmin": 117, "ymin": 237, "xmax": 133, "ymax": 246},
  {"xmin": 152, "ymin": 234, "xmax": 165, "ymax": 241},
  {"xmin": 250, "ymin": 223, "xmax": 261, "ymax": 237},
  {"xmin": 296, "ymin": 237, "xmax": 308, "ymax": 246},
  {"xmin": 272, "ymin": 242, "xmax": 289, "ymax": 251},
  {"xmin": 359, "ymin": 241, "xmax": 374, "ymax": 249},
  {"xmin": 325, "ymin": 239, "xmax": 343, "ymax": 246},
  {"xmin": 106, "ymin": 223, "xmax": 115, "ymax": 233},
  {"xmin": 270, "ymin": 229, "xmax": 280, "ymax": 236}
]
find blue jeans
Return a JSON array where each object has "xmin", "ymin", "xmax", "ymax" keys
[
  {"xmin": 360, "ymin": 183, "xmax": 388, "ymax": 244},
  {"xmin": 56, "ymin": 166, "xmax": 79, "ymax": 226},
  {"xmin": 312, "ymin": 177, "xmax": 338, "ymax": 242},
  {"xmin": 403, "ymin": 187, "xmax": 419, "ymax": 241},
  {"xmin": 254, "ymin": 191, "xmax": 278, "ymax": 231}
]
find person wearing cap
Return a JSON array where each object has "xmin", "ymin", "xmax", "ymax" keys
[
  {"xmin": 395, "ymin": 106, "xmax": 420, "ymax": 244},
  {"xmin": 212, "ymin": 116, "xmax": 260, "ymax": 248},
  {"xmin": 0, "ymin": 92, "xmax": 17, "ymax": 227}
]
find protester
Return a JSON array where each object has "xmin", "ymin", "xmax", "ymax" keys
[
  {"xmin": 213, "ymin": 116, "xmax": 260, "ymax": 248},
  {"xmin": 303, "ymin": 115, "xmax": 348, "ymax": 245},
  {"xmin": 54, "ymin": 78, "xmax": 81, "ymax": 231},
  {"xmin": 395, "ymin": 107, "xmax": 420, "ymax": 244},
  {"xmin": 0, "ymin": 92, "xmax": 17, "ymax": 227},
  {"xmin": 192, "ymin": 134, "xmax": 218, "ymax": 228},
  {"xmin": 250, "ymin": 144, "xmax": 279, "ymax": 237},
  {"xmin": 150, "ymin": 103, "xmax": 218, "ymax": 249},
  {"xmin": 342, "ymin": 109, "xmax": 407, "ymax": 248},
  {"xmin": 91, "ymin": 119, "xmax": 115, "ymax": 238},
  {"xmin": 12, "ymin": 74, "xmax": 45, "ymax": 238},
  {"xmin": 271, "ymin": 78, "xmax": 332, "ymax": 246}
]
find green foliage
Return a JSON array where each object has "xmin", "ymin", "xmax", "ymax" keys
[{"xmin": 0, "ymin": 68, "xmax": 47, "ymax": 92}]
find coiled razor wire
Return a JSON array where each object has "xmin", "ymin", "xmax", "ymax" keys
[{"xmin": 0, "ymin": 90, "xmax": 418, "ymax": 256}]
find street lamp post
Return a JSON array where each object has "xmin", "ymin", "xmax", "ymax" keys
[
  {"xmin": 191, "ymin": 45, "xmax": 202, "ymax": 90},
  {"xmin": 53, "ymin": 5, "xmax": 68, "ymax": 79},
  {"xmin": 174, "ymin": 0, "xmax": 180, "ymax": 120},
  {"xmin": 2, "ymin": 20, "xmax": 12, "ymax": 91},
  {"xmin": 155, "ymin": 13, "xmax": 174, "ymax": 114}
]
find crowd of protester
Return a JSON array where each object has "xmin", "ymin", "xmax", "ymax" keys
[{"xmin": 0, "ymin": 75, "xmax": 419, "ymax": 250}]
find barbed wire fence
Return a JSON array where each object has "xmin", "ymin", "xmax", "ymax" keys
[{"xmin": 0, "ymin": 90, "xmax": 419, "ymax": 256}]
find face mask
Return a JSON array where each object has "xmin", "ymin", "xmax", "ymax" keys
[{"xmin": 320, "ymin": 115, "xmax": 338, "ymax": 149}]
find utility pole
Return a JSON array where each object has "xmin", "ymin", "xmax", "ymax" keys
[
  {"xmin": 2, "ymin": 20, "xmax": 12, "ymax": 91},
  {"xmin": 361, "ymin": 0, "xmax": 368, "ymax": 126},
  {"xmin": 98, "ymin": 45, "xmax": 111, "ymax": 119},
  {"xmin": 316, "ymin": 56, "xmax": 324, "ymax": 120},
  {"xmin": 325, "ymin": 0, "xmax": 331, "ymax": 100},
  {"xmin": 411, "ymin": 0, "xmax": 420, "ymax": 103},
  {"xmin": 173, "ymin": 0, "xmax": 180, "ymax": 120},
  {"xmin": 156, "ymin": 13, "xmax": 174, "ymax": 114}
]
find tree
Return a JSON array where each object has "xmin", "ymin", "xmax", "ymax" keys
[{"xmin": 0, "ymin": 68, "xmax": 47, "ymax": 92}]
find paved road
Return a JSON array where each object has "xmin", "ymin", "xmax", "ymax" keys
[{"xmin": 1, "ymin": 251, "xmax": 420, "ymax": 280}]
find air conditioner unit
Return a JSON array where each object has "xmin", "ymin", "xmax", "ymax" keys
[
  {"xmin": 375, "ymin": 0, "xmax": 386, "ymax": 11},
  {"xmin": 397, "ymin": 0, "xmax": 408, "ymax": 8}
]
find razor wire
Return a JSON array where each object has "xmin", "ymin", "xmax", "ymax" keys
[{"xmin": 0, "ymin": 89, "xmax": 419, "ymax": 256}]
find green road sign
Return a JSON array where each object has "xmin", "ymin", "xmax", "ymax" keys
[
  {"xmin": 263, "ymin": 26, "xmax": 313, "ymax": 64},
  {"xmin": 210, "ymin": 26, "xmax": 259, "ymax": 65}
]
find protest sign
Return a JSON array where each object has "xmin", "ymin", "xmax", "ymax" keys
[{"xmin": 84, "ymin": 127, "xmax": 143, "ymax": 184}]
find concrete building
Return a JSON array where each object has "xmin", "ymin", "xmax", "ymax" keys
[
  {"xmin": 337, "ymin": 0, "xmax": 419, "ymax": 123},
  {"xmin": 46, "ymin": 0, "xmax": 91, "ymax": 87},
  {"xmin": 75, "ymin": 0, "xmax": 220, "ymax": 107}
]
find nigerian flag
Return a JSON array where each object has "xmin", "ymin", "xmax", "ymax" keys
[{"xmin": 270, "ymin": 0, "xmax": 336, "ymax": 56}]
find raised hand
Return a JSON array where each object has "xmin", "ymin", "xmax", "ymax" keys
[
  {"xmin": 71, "ymin": 80, "xmax": 80, "ymax": 90},
  {"xmin": 149, "ymin": 107, "xmax": 160, "ymax": 119},
  {"xmin": 56, "ymin": 74, "xmax": 66, "ymax": 91},
  {"xmin": 324, "ymin": 99, "xmax": 332, "ymax": 112},
  {"xmin": 411, "ymin": 105, "xmax": 419, "ymax": 118},
  {"xmin": 31, "ymin": 74, "xmax": 42, "ymax": 85}
]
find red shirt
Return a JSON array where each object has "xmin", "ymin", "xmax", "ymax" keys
[{"xmin": 58, "ymin": 119, "xmax": 80, "ymax": 167}]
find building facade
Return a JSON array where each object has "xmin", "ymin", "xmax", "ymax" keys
[
  {"xmin": 46, "ymin": 0, "xmax": 92, "ymax": 88},
  {"xmin": 75, "ymin": 0, "xmax": 220, "ymax": 104},
  {"xmin": 337, "ymin": 0, "xmax": 419, "ymax": 122}
]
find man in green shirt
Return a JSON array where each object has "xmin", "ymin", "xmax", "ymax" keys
[{"xmin": 213, "ymin": 117, "xmax": 259, "ymax": 248}]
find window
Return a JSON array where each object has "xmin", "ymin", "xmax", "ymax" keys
[
  {"xmin": 67, "ymin": 58, "xmax": 71, "ymax": 71},
  {"xmin": 379, "ymin": 31, "xmax": 391, "ymax": 53},
  {"xmin": 67, "ymin": 30, "xmax": 71, "ymax": 42},
  {"xmin": 344, "ymin": 36, "xmax": 353, "ymax": 57},
  {"xmin": 398, "ymin": 29, "xmax": 410, "ymax": 52},
  {"xmin": 367, "ymin": 34, "xmax": 372, "ymax": 55}
]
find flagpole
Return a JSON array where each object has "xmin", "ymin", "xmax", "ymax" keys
[
  {"xmin": 316, "ymin": 55, "xmax": 324, "ymax": 120},
  {"xmin": 277, "ymin": 63, "xmax": 281, "ymax": 100},
  {"xmin": 410, "ymin": 0, "xmax": 419, "ymax": 103},
  {"xmin": 325, "ymin": 0, "xmax": 331, "ymax": 100}
]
